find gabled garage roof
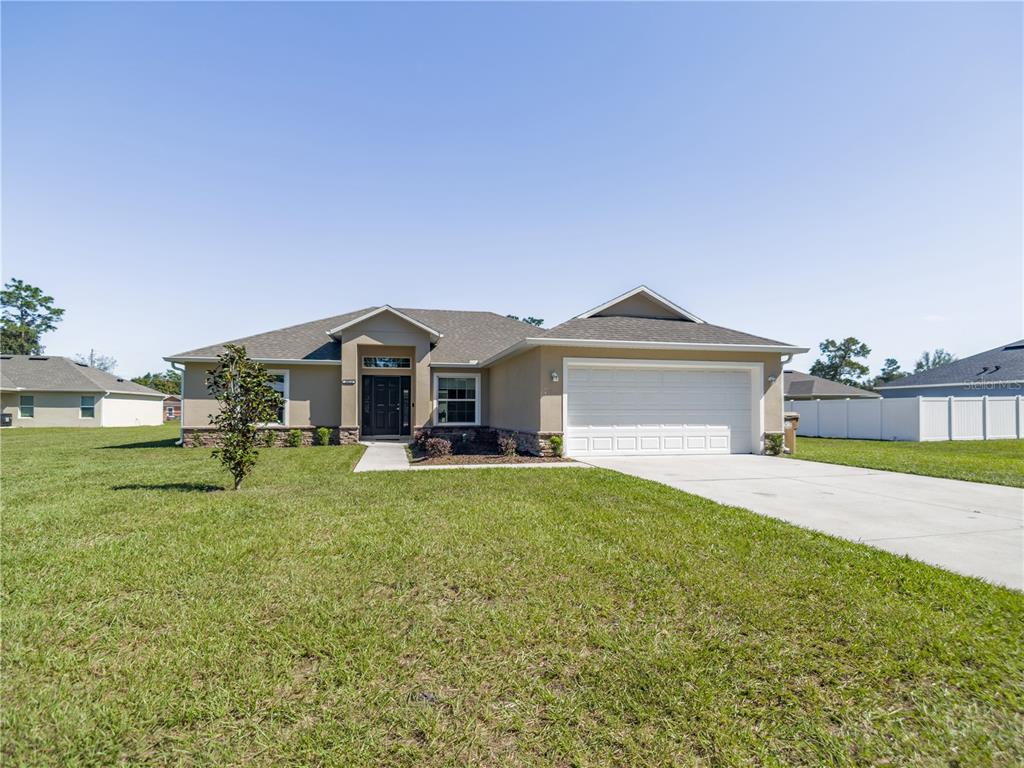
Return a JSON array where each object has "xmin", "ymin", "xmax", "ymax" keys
[{"xmin": 574, "ymin": 285, "xmax": 705, "ymax": 323}]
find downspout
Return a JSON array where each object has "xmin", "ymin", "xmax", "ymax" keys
[{"xmin": 171, "ymin": 362, "xmax": 185, "ymax": 446}]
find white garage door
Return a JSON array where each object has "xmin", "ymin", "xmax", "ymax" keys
[{"xmin": 564, "ymin": 364, "xmax": 756, "ymax": 456}]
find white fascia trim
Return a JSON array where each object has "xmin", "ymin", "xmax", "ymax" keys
[
  {"xmin": 106, "ymin": 390, "xmax": 166, "ymax": 399},
  {"xmin": 164, "ymin": 356, "xmax": 341, "ymax": 366},
  {"xmin": 430, "ymin": 362, "xmax": 482, "ymax": 368},
  {"xmin": 325, "ymin": 306, "xmax": 443, "ymax": 340},
  {"xmin": 875, "ymin": 379, "xmax": 1024, "ymax": 390},
  {"xmin": 560, "ymin": 357, "xmax": 766, "ymax": 457},
  {"xmin": 574, "ymin": 285, "xmax": 705, "ymax": 323},
  {"xmin": 477, "ymin": 337, "xmax": 808, "ymax": 368}
]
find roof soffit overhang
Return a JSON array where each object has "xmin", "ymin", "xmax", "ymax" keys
[{"xmin": 474, "ymin": 337, "xmax": 810, "ymax": 369}]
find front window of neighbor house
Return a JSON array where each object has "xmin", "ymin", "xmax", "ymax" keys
[
  {"xmin": 80, "ymin": 396, "xmax": 95, "ymax": 418},
  {"xmin": 267, "ymin": 371, "xmax": 288, "ymax": 425},
  {"xmin": 19, "ymin": 395, "xmax": 34, "ymax": 418},
  {"xmin": 436, "ymin": 375, "xmax": 479, "ymax": 425},
  {"xmin": 363, "ymin": 356, "xmax": 411, "ymax": 369}
]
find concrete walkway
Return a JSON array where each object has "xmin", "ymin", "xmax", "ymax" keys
[
  {"xmin": 353, "ymin": 440, "xmax": 582, "ymax": 473},
  {"xmin": 353, "ymin": 441, "xmax": 411, "ymax": 472},
  {"xmin": 582, "ymin": 454, "xmax": 1024, "ymax": 590}
]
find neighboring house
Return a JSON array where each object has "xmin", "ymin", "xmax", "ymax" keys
[
  {"xmin": 875, "ymin": 340, "xmax": 1024, "ymax": 398},
  {"xmin": 0, "ymin": 356, "xmax": 165, "ymax": 427},
  {"xmin": 165, "ymin": 286, "xmax": 807, "ymax": 457},
  {"xmin": 163, "ymin": 395, "xmax": 181, "ymax": 421},
  {"xmin": 783, "ymin": 370, "xmax": 881, "ymax": 400}
]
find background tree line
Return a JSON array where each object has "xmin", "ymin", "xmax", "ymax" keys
[{"xmin": 808, "ymin": 337, "xmax": 956, "ymax": 390}]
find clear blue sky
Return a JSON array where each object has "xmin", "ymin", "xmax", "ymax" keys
[{"xmin": 3, "ymin": 2, "xmax": 1021, "ymax": 377}]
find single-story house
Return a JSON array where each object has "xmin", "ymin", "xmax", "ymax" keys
[
  {"xmin": 165, "ymin": 286, "xmax": 807, "ymax": 457},
  {"xmin": 783, "ymin": 370, "xmax": 881, "ymax": 400},
  {"xmin": 875, "ymin": 340, "xmax": 1024, "ymax": 398},
  {"xmin": 0, "ymin": 356, "xmax": 165, "ymax": 427},
  {"xmin": 163, "ymin": 395, "xmax": 181, "ymax": 421}
]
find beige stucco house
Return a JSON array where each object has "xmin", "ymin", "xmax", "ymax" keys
[
  {"xmin": 166, "ymin": 286, "xmax": 807, "ymax": 457},
  {"xmin": 0, "ymin": 356, "xmax": 165, "ymax": 427}
]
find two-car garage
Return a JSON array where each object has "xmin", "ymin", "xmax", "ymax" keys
[{"xmin": 562, "ymin": 359, "xmax": 763, "ymax": 457}]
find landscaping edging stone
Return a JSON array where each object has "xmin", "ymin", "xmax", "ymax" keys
[{"xmin": 182, "ymin": 426, "xmax": 359, "ymax": 447}]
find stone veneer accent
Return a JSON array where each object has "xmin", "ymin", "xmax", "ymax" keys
[
  {"xmin": 182, "ymin": 426, "xmax": 359, "ymax": 447},
  {"xmin": 414, "ymin": 425, "xmax": 563, "ymax": 457}
]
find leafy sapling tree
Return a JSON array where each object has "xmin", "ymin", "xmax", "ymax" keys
[
  {"xmin": 809, "ymin": 337, "xmax": 871, "ymax": 386},
  {"xmin": 206, "ymin": 344, "xmax": 284, "ymax": 490}
]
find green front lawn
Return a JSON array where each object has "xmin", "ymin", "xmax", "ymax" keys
[
  {"xmin": 4, "ymin": 425, "xmax": 1022, "ymax": 766},
  {"xmin": 791, "ymin": 436, "xmax": 1024, "ymax": 487}
]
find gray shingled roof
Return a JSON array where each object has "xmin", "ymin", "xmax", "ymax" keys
[
  {"xmin": 784, "ymin": 370, "xmax": 880, "ymax": 399},
  {"xmin": 399, "ymin": 309, "xmax": 537, "ymax": 364},
  {"xmin": 539, "ymin": 316, "xmax": 795, "ymax": 347},
  {"xmin": 168, "ymin": 307, "xmax": 538, "ymax": 365},
  {"xmin": 169, "ymin": 309, "xmax": 369, "ymax": 361},
  {"xmin": 875, "ymin": 340, "xmax": 1024, "ymax": 389},
  {"xmin": 0, "ymin": 356, "xmax": 165, "ymax": 397}
]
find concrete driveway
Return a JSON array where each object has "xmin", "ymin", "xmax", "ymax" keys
[{"xmin": 583, "ymin": 455, "xmax": 1023, "ymax": 590}]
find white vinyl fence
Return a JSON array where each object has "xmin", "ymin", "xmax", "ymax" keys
[{"xmin": 785, "ymin": 396, "xmax": 1024, "ymax": 442}]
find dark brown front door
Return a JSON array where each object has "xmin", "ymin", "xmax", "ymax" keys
[{"xmin": 361, "ymin": 375, "xmax": 411, "ymax": 437}]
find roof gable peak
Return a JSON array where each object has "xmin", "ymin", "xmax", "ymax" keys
[
  {"xmin": 575, "ymin": 285, "xmax": 704, "ymax": 323},
  {"xmin": 326, "ymin": 306, "xmax": 443, "ymax": 340}
]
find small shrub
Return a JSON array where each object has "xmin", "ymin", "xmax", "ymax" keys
[
  {"xmin": 764, "ymin": 433, "xmax": 784, "ymax": 456},
  {"xmin": 424, "ymin": 437, "xmax": 452, "ymax": 458},
  {"xmin": 315, "ymin": 427, "xmax": 331, "ymax": 446},
  {"xmin": 498, "ymin": 434, "xmax": 518, "ymax": 457},
  {"xmin": 286, "ymin": 429, "xmax": 303, "ymax": 448},
  {"xmin": 261, "ymin": 430, "xmax": 277, "ymax": 448},
  {"xmin": 188, "ymin": 432, "xmax": 207, "ymax": 449},
  {"xmin": 548, "ymin": 435, "xmax": 563, "ymax": 457}
]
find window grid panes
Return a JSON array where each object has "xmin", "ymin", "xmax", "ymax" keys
[
  {"xmin": 267, "ymin": 373, "xmax": 287, "ymax": 424},
  {"xmin": 363, "ymin": 357, "xmax": 411, "ymax": 369},
  {"xmin": 19, "ymin": 395, "xmax": 34, "ymax": 418},
  {"xmin": 437, "ymin": 376, "xmax": 478, "ymax": 425},
  {"xmin": 80, "ymin": 396, "xmax": 95, "ymax": 418}
]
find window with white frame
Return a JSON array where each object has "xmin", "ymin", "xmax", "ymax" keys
[
  {"xmin": 363, "ymin": 356, "xmax": 411, "ymax": 369},
  {"xmin": 267, "ymin": 371, "xmax": 288, "ymax": 425},
  {"xmin": 19, "ymin": 395, "xmax": 34, "ymax": 418},
  {"xmin": 435, "ymin": 374, "xmax": 479, "ymax": 425},
  {"xmin": 166, "ymin": 406, "xmax": 174, "ymax": 419},
  {"xmin": 80, "ymin": 395, "xmax": 95, "ymax": 418}
]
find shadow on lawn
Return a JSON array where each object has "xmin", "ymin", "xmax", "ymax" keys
[
  {"xmin": 99, "ymin": 438, "xmax": 181, "ymax": 449},
  {"xmin": 112, "ymin": 482, "xmax": 224, "ymax": 493}
]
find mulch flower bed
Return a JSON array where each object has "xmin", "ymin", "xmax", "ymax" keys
[{"xmin": 409, "ymin": 451, "xmax": 571, "ymax": 466}]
